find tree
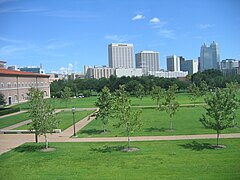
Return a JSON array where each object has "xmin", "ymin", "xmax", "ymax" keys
[
  {"xmin": 151, "ymin": 85, "xmax": 165, "ymax": 107},
  {"xmin": 199, "ymin": 87, "xmax": 238, "ymax": 147},
  {"xmin": 135, "ymin": 83, "xmax": 145, "ymax": 104},
  {"xmin": 28, "ymin": 88, "xmax": 59, "ymax": 149},
  {"xmin": 226, "ymin": 82, "xmax": 240, "ymax": 127},
  {"xmin": 0, "ymin": 92, "xmax": 6, "ymax": 106},
  {"xmin": 113, "ymin": 85, "xmax": 142, "ymax": 149},
  {"xmin": 188, "ymin": 83, "xmax": 200, "ymax": 106},
  {"xmin": 62, "ymin": 87, "xmax": 72, "ymax": 107},
  {"xmin": 162, "ymin": 84, "xmax": 179, "ymax": 130},
  {"xmin": 95, "ymin": 86, "xmax": 112, "ymax": 132}
]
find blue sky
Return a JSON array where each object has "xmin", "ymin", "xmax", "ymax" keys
[{"xmin": 0, "ymin": 0, "xmax": 240, "ymax": 73}]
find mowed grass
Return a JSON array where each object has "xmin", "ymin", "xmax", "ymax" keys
[
  {"xmin": 13, "ymin": 93, "xmax": 205, "ymax": 110},
  {"xmin": 0, "ymin": 139, "xmax": 239, "ymax": 179},
  {"xmin": 15, "ymin": 110, "xmax": 94, "ymax": 131},
  {"xmin": 0, "ymin": 112, "xmax": 29, "ymax": 129},
  {"xmin": 78, "ymin": 106, "xmax": 240, "ymax": 137}
]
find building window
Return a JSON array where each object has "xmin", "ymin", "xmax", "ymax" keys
[
  {"xmin": 1, "ymin": 83, "xmax": 3, "ymax": 88},
  {"xmin": 22, "ymin": 94, "xmax": 24, "ymax": 100},
  {"xmin": 14, "ymin": 83, "xmax": 17, "ymax": 88},
  {"xmin": 14, "ymin": 95, "xmax": 18, "ymax": 102},
  {"xmin": 7, "ymin": 83, "xmax": 11, "ymax": 88}
]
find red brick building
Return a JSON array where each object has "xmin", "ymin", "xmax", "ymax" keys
[{"xmin": 0, "ymin": 69, "xmax": 50, "ymax": 105}]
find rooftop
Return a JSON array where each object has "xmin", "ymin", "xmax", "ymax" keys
[{"xmin": 0, "ymin": 68, "xmax": 50, "ymax": 77}]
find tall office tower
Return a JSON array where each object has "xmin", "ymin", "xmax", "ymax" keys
[
  {"xmin": 135, "ymin": 51, "xmax": 160, "ymax": 75},
  {"xmin": 167, "ymin": 55, "xmax": 180, "ymax": 71},
  {"xmin": 200, "ymin": 41, "xmax": 220, "ymax": 71},
  {"xmin": 180, "ymin": 59, "xmax": 199, "ymax": 75},
  {"xmin": 108, "ymin": 43, "xmax": 134, "ymax": 68}
]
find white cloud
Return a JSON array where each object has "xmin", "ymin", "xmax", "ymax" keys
[
  {"xmin": 158, "ymin": 29, "xmax": 175, "ymax": 39},
  {"xmin": 105, "ymin": 35, "xmax": 126, "ymax": 42},
  {"xmin": 150, "ymin": 17, "xmax": 160, "ymax": 24},
  {"xmin": 132, "ymin": 14, "xmax": 145, "ymax": 20},
  {"xmin": 197, "ymin": 24, "xmax": 215, "ymax": 29},
  {"xmin": 0, "ymin": 36, "xmax": 23, "ymax": 43}
]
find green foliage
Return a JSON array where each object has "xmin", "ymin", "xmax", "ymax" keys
[
  {"xmin": 162, "ymin": 84, "xmax": 179, "ymax": 130},
  {"xmin": 134, "ymin": 83, "xmax": 145, "ymax": 103},
  {"xmin": 95, "ymin": 86, "xmax": 113, "ymax": 132},
  {"xmin": 28, "ymin": 88, "xmax": 59, "ymax": 149},
  {"xmin": 200, "ymin": 86, "xmax": 240, "ymax": 146},
  {"xmin": 0, "ymin": 107, "xmax": 20, "ymax": 116},
  {"xmin": 113, "ymin": 85, "xmax": 142, "ymax": 148},
  {"xmin": 61, "ymin": 87, "xmax": 72, "ymax": 107},
  {"xmin": 0, "ymin": 92, "xmax": 6, "ymax": 106},
  {"xmin": 151, "ymin": 85, "xmax": 165, "ymax": 106}
]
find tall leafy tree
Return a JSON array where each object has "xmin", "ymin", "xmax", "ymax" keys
[
  {"xmin": 95, "ymin": 86, "xmax": 112, "ymax": 132},
  {"xmin": 28, "ymin": 88, "xmax": 59, "ymax": 149},
  {"xmin": 200, "ymin": 87, "xmax": 238, "ymax": 147},
  {"xmin": 0, "ymin": 92, "xmax": 6, "ymax": 106},
  {"xmin": 113, "ymin": 85, "xmax": 142, "ymax": 149},
  {"xmin": 162, "ymin": 84, "xmax": 179, "ymax": 130},
  {"xmin": 62, "ymin": 86, "xmax": 72, "ymax": 107}
]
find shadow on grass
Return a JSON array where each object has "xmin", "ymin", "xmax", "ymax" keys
[
  {"xmin": 179, "ymin": 141, "xmax": 214, "ymax": 151},
  {"xmin": 145, "ymin": 127, "xmax": 172, "ymax": 132},
  {"xmin": 91, "ymin": 145, "xmax": 125, "ymax": 153},
  {"xmin": 14, "ymin": 143, "xmax": 45, "ymax": 153},
  {"xmin": 80, "ymin": 129, "xmax": 103, "ymax": 135}
]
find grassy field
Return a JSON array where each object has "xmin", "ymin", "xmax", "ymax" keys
[
  {"xmin": 15, "ymin": 110, "xmax": 94, "ymax": 131},
  {"xmin": 78, "ymin": 106, "xmax": 240, "ymax": 137},
  {"xmin": 0, "ymin": 112, "xmax": 29, "ymax": 129},
  {"xmin": 0, "ymin": 139, "xmax": 239, "ymax": 179},
  {"xmin": 13, "ymin": 93, "xmax": 205, "ymax": 110}
]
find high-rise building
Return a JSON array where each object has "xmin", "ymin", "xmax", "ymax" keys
[
  {"xmin": 85, "ymin": 66, "xmax": 115, "ymax": 79},
  {"xmin": 220, "ymin": 59, "xmax": 240, "ymax": 76},
  {"xmin": 135, "ymin": 51, "xmax": 160, "ymax": 75},
  {"xmin": 167, "ymin": 55, "xmax": 180, "ymax": 71},
  {"xmin": 200, "ymin": 41, "xmax": 220, "ymax": 71},
  {"xmin": 108, "ymin": 43, "xmax": 134, "ymax": 68},
  {"xmin": 180, "ymin": 59, "xmax": 198, "ymax": 75}
]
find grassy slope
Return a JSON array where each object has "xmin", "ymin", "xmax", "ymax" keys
[
  {"xmin": 0, "ymin": 112, "xmax": 29, "ymax": 129},
  {"xmin": 0, "ymin": 139, "xmax": 239, "ymax": 179},
  {"xmin": 78, "ymin": 106, "xmax": 240, "ymax": 137},
  {"xmin": 15, "ymin": 110, "xmax": 94, "ymax": 131}
]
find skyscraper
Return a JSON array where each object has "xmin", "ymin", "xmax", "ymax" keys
[
  {"xmin": 108, "ymin": 43, "xmax": 134, "ymax": 68},
  {"xmin": 200, "ymin": 41, "xmax": 220, "ymax": 71},
  {"xmin": 167, "ymin": 55, "xmax": 180, "ymax": 71},
  {"xmin": 135, "ymin": 51, "xmax": 160, "ymax": 75}
]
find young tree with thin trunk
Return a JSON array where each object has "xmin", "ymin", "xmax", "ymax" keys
[
  {"xmin": 135, "ymin": 83, "xmax": 145, "ymax": 105},
  {"xmin": 226, "ymin": 82, "xmax": 240, "ymax": 128},
  {"xmin": 28, "ymin": 88, "xmax": 59, "ymax": 149},
  {"xmin": 162, "ymin": 84, "xmax": 179, "ymax": 130},
  {"xmin": 188, "ymin": 83, "xmax": 200, "ymax": 106},
  {"xmin": 62, "ymin": 87, "xmax": 72, "ymax": 107},
  {"xmin": 151, "ymin": 85, "xmax": 164, "ymax": 107},
  {"xmin": 95, "ymin": 86, "xmax": 112, "ymax": 133},
  {"xmin": 113, "ymin": 85, "xmax": 142, "ymax": 149},
  {"xmin": 200, "ymin": 87, "xmax": 238, "ymax": 147}
]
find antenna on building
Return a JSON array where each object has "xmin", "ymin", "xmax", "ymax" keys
[{"xmin": 40, "ymin": 63, "xmax": 43, "ymax": 69}]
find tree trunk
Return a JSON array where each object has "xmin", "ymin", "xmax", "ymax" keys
[
  {"xmin": 103, "ymin": 124, "xmax": 106, "ymax": 133},
  {"xmin": 127, "ymin": 130, "xmax": 130, "ymax": 149},
  {"xmin": 170, "ymin": 114, "xmax": 173, "ymax": 130},
  {"xmin": 216, "ymin": 131, "xmax": 219, "ymax": 146},
  {"xmin": 35, "ymin": 132, "xmax": 38, "ymax": 143},
  {"xmin": 45, "ymin": 134, "xmax": 48, "ymax": 149},
  {"xmin": 232, "ymin": 112, "xmax": 235, "ymax": 128}
]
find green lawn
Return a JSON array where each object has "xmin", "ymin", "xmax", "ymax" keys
[
  {"xmin": 0, "ymin": 112, "xmax": 29, "ymax": 129},
  {"xmin": 0, "ymin": 139, "xmax": 239, "ymax": 179},
  {"xmin": 78, "ymin": 106, "xmax": 240, "ymax": 137},
  {"xmin": 15, "ymin": 110, "xmax": 94, "ymax": 131}
]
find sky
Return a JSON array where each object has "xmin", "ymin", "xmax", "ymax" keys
[{"xmin": 0, "ymin": 0, "xmax": 240, "ymax": 73}]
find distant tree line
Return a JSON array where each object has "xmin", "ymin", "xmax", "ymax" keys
[{"xmin": 50, "ymin": 69, "xmax": 240, "ymax": 98}]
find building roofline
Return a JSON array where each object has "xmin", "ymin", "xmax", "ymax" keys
[{"xmin": 0, "ymin": 69, "xmax": 50, "ymax": 77}]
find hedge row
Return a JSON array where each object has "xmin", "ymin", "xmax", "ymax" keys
[{"xmin": 0, "ymin": 107, "xmax": 21, "ymax": 116}]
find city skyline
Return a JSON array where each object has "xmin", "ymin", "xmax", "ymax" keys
[{"xmin": 0, "ymin": 0, "xmax": 240, "ymax": 73}]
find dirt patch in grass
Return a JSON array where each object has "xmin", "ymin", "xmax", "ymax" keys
[
  {"xmin": 38, "ymin": 148, "xmax": 56, "ymax": 152},
  {"xmin": 121, "ymin": 147, "xmax": 140, "ymax": 152}
]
